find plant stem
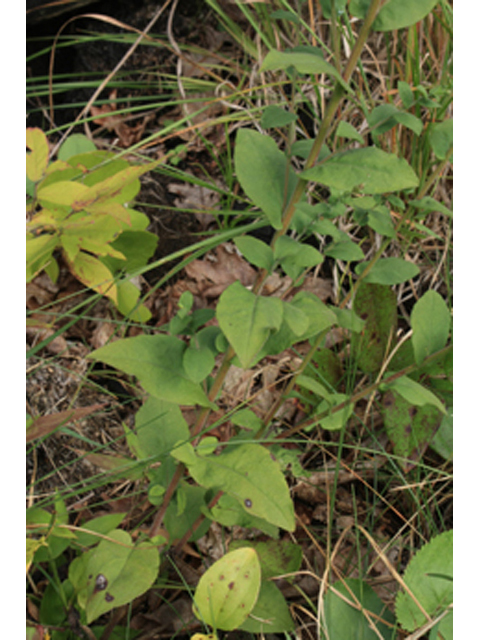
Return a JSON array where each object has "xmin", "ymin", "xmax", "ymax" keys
[
  {"xmin": 149, "ymin": 0, "xmax": 387, "ymax": 543},
  {"xmin": 276, "ymin": 345, "xmax": 452, "ymax": 440}
]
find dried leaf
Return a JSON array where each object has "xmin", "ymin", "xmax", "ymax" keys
[
  {"xmin": 185, "ymin": 244, "xmax": 256, "ymax": 298},
  {"xmin": 27, "ymin": 403, "xmax": 106, "ymax": 442},
  {"xmin": 90, "ymin": 91, "xmax": 152, "ymax": 147}
]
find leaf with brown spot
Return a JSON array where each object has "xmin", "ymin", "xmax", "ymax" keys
[
  {"xmin": 351, "ymin": 283, "xmax": 397, "ymax": 373},
  {"xmin": 382, "ymin": 390, "xmax": 442, "ymax": 470}
]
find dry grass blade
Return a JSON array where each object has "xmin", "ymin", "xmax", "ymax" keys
[
  {"xmin": 48, "ymin": 0, "xmax": 174, "ymax": 153},
  {"xmin": 27, "ymin": 403, "xmax": 106, "ymax": 442}
]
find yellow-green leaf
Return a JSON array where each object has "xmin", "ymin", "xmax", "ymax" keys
[
  {"xmin": 26, "ymin": 128, "xmax": 49, "ymax": 182},
  {"xmin": 193, "ymin": 548, "xmax": 261, "ymax": 631},
  {"xmin": 65, "ymin": 251, "xmax": 117, "ymax": 302}
]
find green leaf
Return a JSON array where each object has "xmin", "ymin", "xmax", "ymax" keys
[
  {"xmin": 164, "ymin": 484, "xmax": 211, "ymax": 542},
  {"xmin": 355, "ymin": 257, "xmax": 420, "ymax": 285},
  {"xmin": 411, "ymin": 291, "xmax": 451, "ymax": 364},
  {"xmin": 352, "ymin": 283, "xmax": 397, "ymax": 373},
  {"xmin": 39, "ymin": 580, "xmax": 74, "ymax": 625},
  {"xmin": 234, "ymin": 129, "xmax": 298, "ymax": 229},
  {"xmin": 68, "ymin": 529, "xmax": 159, "ymax": 624},
  {"xmin": 89, "ymin": 335, "xmax": 215, "ymax": 408},
  {"xmin": 366, "ymin": 207, "xmax": 396, "ymax": 237},
  {"xmin": 183, "ymin": 343, "xmax": 216, "ymax": 383},
  {"xmin": 57, "ymin": 134, "xmax": 96, "ymax": 161},
  {"xmin": 288, "ymin": 291, "xmax": 337, "ymax": 340},
  {"xmin": 396, "ymin": 531, "xmax": 453, "ymax": 637},
  {"xmin": 257, "ymin": 292, "xmax": 336, "ymax": 360},
  {"xmin": 336, "ymin": 121, "xmax": 364, "ymax": 143},
  {"xmin": 323, "ymin": 579, "xmax": 396, "ymax": 640},
  {"xmin": 324, "ymin": 239, "xmax": 365, "ymax": 261},
  {"xmin": 135, "ymin": 396, "xmax": 190, "ymax": 460},
  {"xmin": 428, "ymin": 119, "xmax": 453, "ymax": 159},
  {"xmin": 230, "ymin": 539, "xmax": 302, "ymax": 579},
  {"xmin": 239, "ymin": 581, "xmax": 295, "ymax": 633},
  {"xmin": 382, "ymin": 390, "xmax": 443, "ymax": 465},
  {"xmin": 297, "ymin": 374, "xmax": 331, "ymax": 401},
  {"xmin": 75, "ymin": 513, "xmax": 126, "ymax": 547},
  {"xmin": 302, "ymin": 147, "xmax": 419, "ymax": 194},
  {"xmin": 217, "ymin": 281, "xmax": 283, "ymax": 368},
  {"xmin": 282, "ymin": 300, "xmax": 310, "ymax": 336},
  {"xmin": 260, "ymin": 105, "xmax": 297, "ymax": 129},
  {"xmin": 398, "ymin": 81, "xmax": 415, "ymax": 109},
  {"xmin": 317, "ymin": 394, "xmax": 353, "ymax": 431},
  {"xmin": 260, "ymin": 48, "xmax": 350, "ymax": 92},
  {"xmin": 351, "ymin": 0, "xmax": 440, "ymax": 32},
  {"xmin": 368, "ymin": 104, "xmax": 423, "ymax": 136},
  {"xmin": 312, "ymin": 348, "xmax": 343, "ymax": 390},
  {"xmin": 410, "ymin": 196, "xmax": 452, "ymax": 218},
  {"xmin": 430, "ymin": 407, "xmax": 453, "ymax": 460},
  {"xmin": 331, "ymin": 307, "xmax": 365, "ymax": 333},
  {"xmin": 104, "ymin": 230, "xmax": 158, "ymax": 273},
  {"xmin": 26, "ymin": 128, "xmax": 49, "ymax": 182},
  {"xmin": 274, "ymin": 236, "xmax": 323, "ymax": 280},
  {"xmin": 193, "ymin": 548, "xmax": 261, "ymax": 631},
  {"xmin": 114, "ymin": 279, "xmax": 151, "ymax": 323},
  {"xmin": 209, "ymin": 494, "xmax": 279, "ymax": 539},
  {"xmin": 173, "ymin": 442, "xmax": 295, "ymax": 531},
  {"xmin": 386, "ymin": 375, "xmax": 446, "ymax": 414},
  {"xmin": 234, "ymin": 235, "xmax": 274, "ymax": 271},
  {"xmin": 26, "ymin": 503, "xmax": 73, "ymax": 562}
]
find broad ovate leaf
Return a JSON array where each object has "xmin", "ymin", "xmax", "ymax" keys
[
  {"xmin": 134, "ymin": 396, "xmax": 190, "ymax": 460},
  {"xmin": 90, "ymin": 335, "xmax": 215, "ymax": 408},
  {"xmin": 69, "ymin": 529, "xmax": 159, "ymax": 624},
  {"xmin": 382, "ymin": 390, "xmax": 443, "ymax": 468},
  {"xmin": 350, "ymin": 0, "xmax": 440, "ymax": 32},
  {"xmin": 387, "ymin": 375, "xmax": 446, "ymax": 414},
  {"xmin": 428, "ymin": 119, "xmax": 453, "ymax": 160},
  {"xmin": 217, "ymin": 281, "xmax": 283, "ymax": 368},
  {"xmin": 396, "ymin": 531, "xmax": 453, "ymax": 638},
  {"xmin": 323, "ymin": 578, "xmax": 396, "ymax": 640},
  {"xmin": 240, "ymin": 580, "xmax": 295, "ymax": 633},
  {"xmin": 351, "ymin": 283, "xmax": 397, "ymax": 373},
  {"xmin": 193, "ymin": 548, "xmax": 261, "ymax": 631},
  {"xmin": 234, "ymin": 129, "xmax": 298, "ymax": 229},
  {"xmin": 57, "ymin": 133, "xmax": 96, "ymax": 161},
  {"xmin": 411, "ymin": 290, "xmax": 451, "ymax": 365},
  {"xmin": 173, "ymin": 442, "xmax": 295, "ymax": 532},
  {"xmin": 302, "ymin": 147, "xmax": 418, "ymax": 194}
]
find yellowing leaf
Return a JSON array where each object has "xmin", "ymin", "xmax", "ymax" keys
[
  {"xmin": 26, "ymin": 128, "xmax": 49, "ymax": 182},
  {"xmin": 73, "ymin": 161, "xmax": 160, "ymax": 210},
  {"xmin": 37, "ymin": 180, "xmax": 90, "ymax": 207},
  {"xmin": 193, "ymin": 548, "xmax": 261, "ymax": 631},
  {"xmin": 65, "ymin": 251, "xmax": 117, "ymax": 302}
]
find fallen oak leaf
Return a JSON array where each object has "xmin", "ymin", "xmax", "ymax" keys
[{"xmin": 90, "ymin": 90, "xmax": 152, "ymax": 147}]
